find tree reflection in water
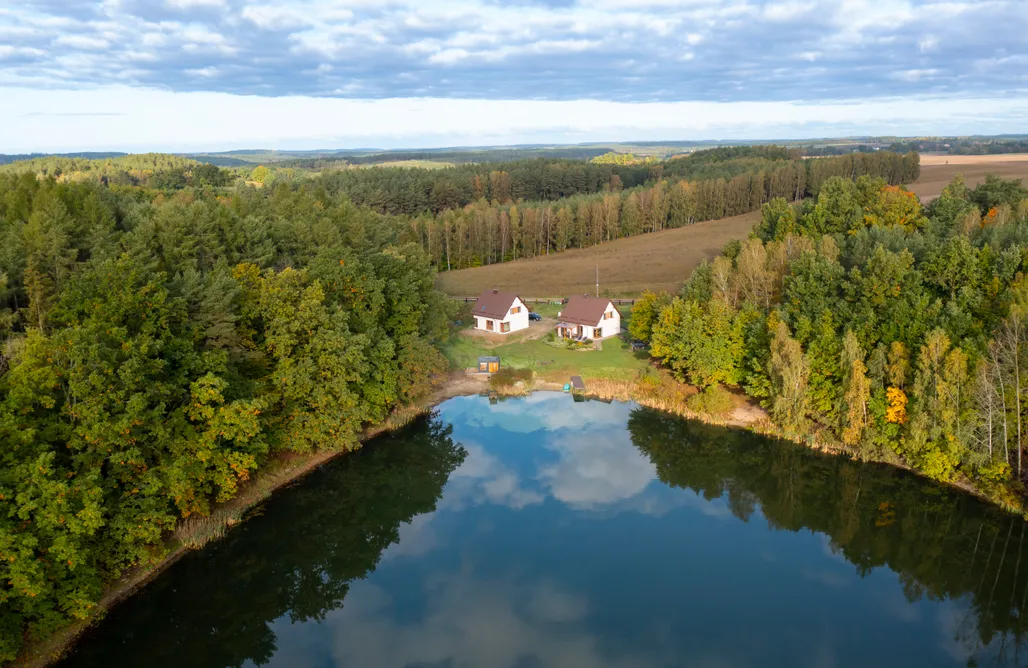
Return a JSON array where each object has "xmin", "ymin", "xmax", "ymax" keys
[{"xmin": 61, "ymin": 398, "xmax": 1028, "ymax": 668}]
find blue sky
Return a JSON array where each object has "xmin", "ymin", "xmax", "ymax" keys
[{"xmin": 1, "ymin": 0, "xmax": 1027, "ymax": 152}]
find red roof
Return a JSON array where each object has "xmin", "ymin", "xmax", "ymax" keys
[
  {"xmin": 559, "ymin": 295, "xmax": 617, "ymax": 326},
  {"xmin": 474, "ymin": 289, "xmax": 521, "ymax": 319}
]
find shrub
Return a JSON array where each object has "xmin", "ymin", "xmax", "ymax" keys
[
  {"xmin": 490, "ymin": 367, "xmax": 534, "ymax": 389},
  {"xmin": 564, "ymin": 338, "xmax": 592, "ymax": 350},
  {"xmin": 686, "ymin": 385, "xmax": 735, "ymax": 417}
]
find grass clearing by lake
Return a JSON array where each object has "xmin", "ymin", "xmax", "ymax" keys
[{"xmin": 442, "ymin": 328, "xmax": 649, "ymax": 382}]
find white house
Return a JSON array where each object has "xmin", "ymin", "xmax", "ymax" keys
[
  {"xmin": 556, "ymin": 295, "xmax": 621, "ymax": 340},
  {"xmin": 472, "ymin": 289, "xmax": 529, "ymax": 334}
]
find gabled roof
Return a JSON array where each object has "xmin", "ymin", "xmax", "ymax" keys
[
  {"xmin": 559, "ymin": 294, "xmax": 617, "ymax": 326},
  {"xmin": 474, "ymin": 289, "xmax": 521, "ymax": 319}
]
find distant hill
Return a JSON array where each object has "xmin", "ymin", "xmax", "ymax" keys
[{"xmin": 0, "ymin": 152, "xmax": 128, "ymax": 165}]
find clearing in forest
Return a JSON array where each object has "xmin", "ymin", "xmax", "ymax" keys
[
  {"xmin": 436, "ymin": 155, "xmax": 1028, "ymax": 298},
  {"xmin": 435, "ymin": 210, "xmax": 761, "ymax": 297}
]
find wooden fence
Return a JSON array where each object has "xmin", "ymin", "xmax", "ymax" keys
[{"xmin": 452, "ymin": 296, "xmax": 638, "ymax": 306}]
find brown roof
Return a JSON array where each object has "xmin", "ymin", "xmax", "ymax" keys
[
  {"xmin": 559, "ymin": 294, "xmax": 617, "ymax": 326},
  {"xmin": 474, "ymin": 289, "xmax": 521, "ymax": 319}
]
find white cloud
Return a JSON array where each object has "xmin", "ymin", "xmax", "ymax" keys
[
  {"xmin": 185, "ymin": 66, "xmax": 219, "ymax": 77},
  {"xmin": 443, "ymin": 442, "xmax": 544, "ymax": 511},
  {"xmin": 428, "ymin": 47, "xmax": 471, "ymax": 65},
  {"xmin": 0, "ymin": 0, "xmax": 1023, "ymax": 106},
  {"xmin": 0, "ymin": 46, "xmax": 45, "ymax": 59},
  {"xmin": 242, "ymin": 5, "xmax": 318, "ymax": 30},
  {"xmin": 537, "ymin": 432, "xmax": 657, "ymax": 509},
  {"xmin": 303, "ymin": 574, "xmax": 655, "ymax": 668},
  {"xmin": 54, "ymin": 35, "xmax": 110, "ymax": 50},
  {"xmin": 892, "ymin": 68, "xmax": 939, "ymax": 82},
  {"xmin": 166, "ymin": 0, "xmax": 226, "ymax": 8}
]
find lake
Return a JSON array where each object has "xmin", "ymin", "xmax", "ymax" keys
[{"xmin": 61, "ymin": 392, "xmax": 1028, "ymax": 667}]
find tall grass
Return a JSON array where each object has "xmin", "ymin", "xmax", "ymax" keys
[{"xmin": 583, "ymin": 369, "xmax": 767, "ymax": 429}]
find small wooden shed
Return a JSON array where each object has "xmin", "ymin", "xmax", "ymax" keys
[{"xmin": 478, "ymin": 356, "xmax": 501, "ymax": 374}]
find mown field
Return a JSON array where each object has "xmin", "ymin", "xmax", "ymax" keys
[
  {"xmin": 436, "ymin": 154, "xmax": 1028, "ymax": 297},
  {"xmin": 435, "ymin": 210, "xmax": 761, "ymax": 297},
  {"xmin": 912, "ymin": 153, "xmax": 1028, "ymax": 202}
]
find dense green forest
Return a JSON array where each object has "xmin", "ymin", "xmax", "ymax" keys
[
  {"xmin": 630, "ymin": 173, "xmax": 1028, "ymax": 503},
  {"xmin": 321, "ymin": 145, "xmax": 916, "ymax": 217},
  {"xmin": 2, "ymin": 149, "xmax": 919, "ymax": 274},
  {"xmin": 406, "ymin": 150, "xmax": 918, "ymax": 270},
  {"xmin": 0, "ymin": 173, "xmax": 454, "ymax": 661},
  {"xmin": 0, "ymin": 154, "xmax": 230, "ymax": 190},
  {"xmin": 61, "ymin": 418, "xmax": 464, "ymax": 667}
]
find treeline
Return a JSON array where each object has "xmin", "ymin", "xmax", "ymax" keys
[
  {"xmin": 0, "ymin": 174, "xmax": 452, "ymax": 661},
  {"xmin": 406, "ymin": 151, "xmax": 919, "ymax": 270},
  {"xmin": 799, "ymin": 144, "xmax": 885, "ymax": 156},
  {"xmin": 889, "ymin": 137, "xmax": 1028, "ymax": 155},
  {"xmin": 291, "ymin": 146, "xmax": 612, "ymax": 167},
  {"xmin": 0, "ymin": 153, "xmax": 129, "ymax": 167},
  {"xmin": 315, "ymin": 145, "xmax": 816, "ymax": 216},
  {"xmin": 0, "ymin": 154, "xmax": 235, "ymax": 190},
  {"xmin": 630, "ymin": 173, "xmax": 1028, "ymax": 501}
]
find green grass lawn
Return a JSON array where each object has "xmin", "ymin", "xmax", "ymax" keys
[{"xmin": 442, "ymin": 330, "xmax": 648, "ymax": 382}]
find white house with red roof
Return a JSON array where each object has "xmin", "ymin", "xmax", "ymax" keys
[
  {"xmin": 556, "ymin": 294, "xmax": 621, "ymax": 340},
  {"xmin": 472, "ymin": 289, "xmax": 529, "ymax": 334}
]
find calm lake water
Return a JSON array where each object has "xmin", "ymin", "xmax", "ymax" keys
[{"xmin": 62, "ymin": 392, "xmax": 1028, "ymax": 668}]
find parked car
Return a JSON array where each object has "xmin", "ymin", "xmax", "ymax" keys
[
  {"xmin": 630, "ymin": 340, "xmax": 647, "ymax": 351},
  {"xmin": 528, "ymin": 312, "xmax": 543, "ymax": 322}
]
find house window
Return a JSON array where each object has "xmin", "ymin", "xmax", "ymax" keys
[
  {"xmin": 594, "ymin": 327, "xmax": 602, "ymax": 338},
  {"xmin": 604, "ymin": 311, "xmax": 614, "ymax": 320},
  {"xmin": 486, "ymin": 319, "xmax": 494, "ymax": 331},
  {"xmin": 501, "ymin": 322, "xmax": 511, "ymax": 333},
  {"xmin": 510, "ymin": 306, "xmax": 521, "ymax": 315}
]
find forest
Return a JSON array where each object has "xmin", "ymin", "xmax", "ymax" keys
[
  {"xmin": 889, "ymin": 136, "xmax": 1028, "ymax": 155},
  {"xmin": 406, "ymin": 150, "xmax": 918, "ymax": 270},
  {"xmin": 0, "ymin": 173, "xmax": 454, "ymax": 661},
  {"xmin": 2, "ymin": 149, "xmax": 920, "ymax": 275},
  {"xmin": 629, "ymin": 172, "xmax": 1028, "ymax": 504},
  {"xmin": 60, "ymin": 418, "xmax": 464, "ymax": 668}
]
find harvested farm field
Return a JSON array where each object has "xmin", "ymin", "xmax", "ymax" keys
[
  {"xmin": 435, "ymin": 210, "xmax": 760, "ymax": 297},
  {"xmin": 912, "ymin": 153, "xmax": 1028, "ymax": 202},
  {"xmin": 436, "ymin": 155, "xmax": 1028, "ymax": 298}
]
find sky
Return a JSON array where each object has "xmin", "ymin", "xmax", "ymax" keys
[{"xmin": 1, "ymin": 0, "xmax": 1027, "ymax": 152}]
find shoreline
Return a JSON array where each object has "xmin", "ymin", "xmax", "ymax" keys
[{"xmin": 15, "ymin": 372, "xmax": 1022, "ymax": 667}]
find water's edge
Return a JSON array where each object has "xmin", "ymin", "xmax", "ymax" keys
[{"xmin": 14, "ymin": 374, "xmax": 1021, "ymax": 667}]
